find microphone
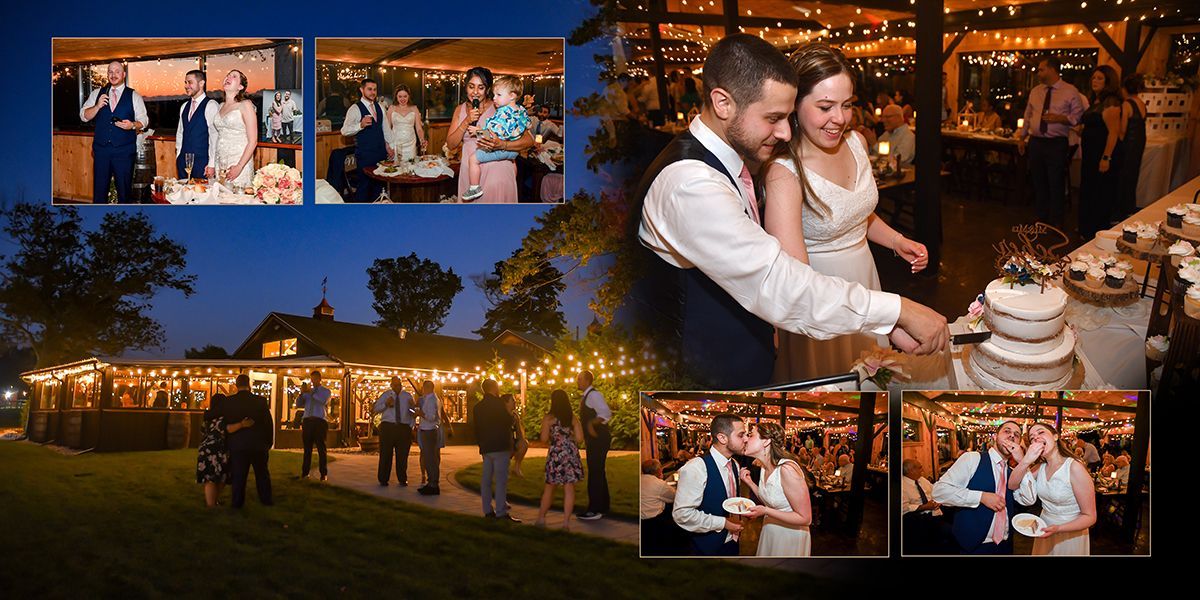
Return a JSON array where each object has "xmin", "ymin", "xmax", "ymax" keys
[{"xmin": 471, "ymin": 98, "xmax": 481, "ymax": 110}]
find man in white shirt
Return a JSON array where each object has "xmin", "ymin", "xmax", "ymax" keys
[
  {"xmin": 639, "ymin": 459, "xmax": 675, "ymax": 520},
  {"xmin": 416, "ymin": 380, "xmax": 446, "ymax": 495},
  {"xmin": 878, "ymin": 104, "xmax": 915, "ymax": 167},
  {"xmin": 175, "ymin": 69, "xmax": 219, "ymax": 180},
  {"xmin": 372, "ymin": 376, "xmax": 415, "ymax": 486},
  {"xmin": 837, "ymin": 454, "xmax": 854, "ymax": 485},
  {"xmin": 636, "ymin": 33, "xmax": 948, "ymax": 389},
  {"xmin": 672, "ymin": 413, "xmax": 747, "ymax": 556},
  {"xmin": 80, "ymin": 61, "xmax": 149, "ymax": 203},
  {"xmin": 1076, "ymin": 437, "xmax": 1102, "ymax": 471},
  {"xmin": 300, "ymin": 370, "xmax": 332, "ymax": 481},
  {"xmin": 281, "ymin": 91, "xmax": 298, "ymax": 138},
  {"xmin": 528, "ymin": 105, "xmax": 562, "ymax": 141},
  {"xmin": 634, "ymin": 76, "xmax": 663, "ymax": 125},
  {"xmin": 577, "ymin": 370, "xmax": 611, "ymax": 520},
  {"xmin": 932, "ymin": 420, "xmax": 1032, "ymax": 554},
  {"xmin": 901, "ymin": 458, "xmax": 946, "ymax": 554},
  {"xmin": 340, "ymin": 78, "xmax": 394, "ymax": 201}
]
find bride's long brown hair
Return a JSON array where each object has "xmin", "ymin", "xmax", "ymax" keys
[
  {"xmin": 767, "ymin": 42, "xmax": 859, "ymax": 220},
  {"xmin": 754, "ymin": 421, "xmax": 800, "ymax": 468}
]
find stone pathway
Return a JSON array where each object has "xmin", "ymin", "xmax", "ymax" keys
[{"xmin": 288, "ymin": 446, "xmax": 640, "ymax": 545}]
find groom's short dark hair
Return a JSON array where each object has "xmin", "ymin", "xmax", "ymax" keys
[
  {"xmin": 186, "ymin": 69, "xmax": 206, "ymax": 84},
  {"xmin": 361, "ymin": 78, "xmax": 377, "ymax": 89},
  {"xmin": 710, "ymin": 413, "xmax": 741, "ymax": 442},
  {"xmin": 702, "ymin": 33, "xmax": 797, "ymax": 109}
]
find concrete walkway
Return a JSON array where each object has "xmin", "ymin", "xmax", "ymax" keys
[{"xmin": 290, "ymin": 445, "xmax": 640, "ymax": 545}]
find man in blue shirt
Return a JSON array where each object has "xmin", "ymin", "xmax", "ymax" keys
[
  {"xmin": 417, "ymin": 380, "xmax": 445, "ymax": 496},
  {"xmin": 373, "ymin": 376, "xmax": 415, "ymax": 486},
  {"xmin": 301, "ymin": 370, "xmax": 332, "ymax": 481}
]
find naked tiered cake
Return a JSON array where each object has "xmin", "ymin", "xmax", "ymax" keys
[{"xmin": 969, "ymin": 278, "xmax": 1077, "ymax": 389}]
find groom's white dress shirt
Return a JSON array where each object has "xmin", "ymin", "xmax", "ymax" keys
[
  {"xmin": 80, "ymin": 83, "xmax": 149, "ymax": 128},
  {"xmin": 932, "ymin": 448, "xmax": 1036, "ymax": 545},
  {"xmin": 340, "ymin": 101, "xmax": 394, "ymax": 142},
  {"xmin": 638, "ymin": 116, "xmax": 901, "ymax": 340},
  {"xmin": 174, "ymin": 91, "xmax": 219, "ymax": 168},
  {"xmin": 672, "ymin": 446, "xmax": 737, "ymax": 542}
]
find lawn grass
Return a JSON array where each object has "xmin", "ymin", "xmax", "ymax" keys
[
  {"xmin": 455, "ymin": 454, "xmax": 639, "ymax": 520},
  {"xmin": 0, "ymin": 408, "xmax": 23, "ymax": 427},
  {"xmin": 0, "ymin": 442, "xmax": 834, "ymax": 598}
]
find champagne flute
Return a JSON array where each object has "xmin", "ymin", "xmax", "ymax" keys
[{"xmin": 184, "ymin": 153, "xmax": 195, "ymax": 184}]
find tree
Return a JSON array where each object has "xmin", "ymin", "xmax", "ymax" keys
[
  {"xmin": 366, "ymin": 253, "xmax": 463, "ymax": 333},
  {"xmin": 184, "ymin": 344, "xmax": 230, "ymax": 359},
  {"xmin": 0, "ymin": 204, "xmax": 196, "ymax": 368},
  {"xmin": 473, "ymin": 249, "xmax": 567, "ymax": 341}
]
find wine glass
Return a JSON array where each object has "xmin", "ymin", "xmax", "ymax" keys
[{"xmin": 184, "ymin": 153, "xmax": 195, "ymax": 184}]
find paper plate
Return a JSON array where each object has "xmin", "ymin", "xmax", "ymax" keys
[{"xmin": 1012, "ymin": 513, "xmax": 1048, "ymax": 537}]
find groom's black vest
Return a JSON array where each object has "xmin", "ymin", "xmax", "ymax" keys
[
  {"xmin": 951, "ymin": 450, "xmax": 1017, "ymax": 553},
  {"xmin": 354, "ymin": 99, "xmax": 387, "ymax": 164},
  {"xmin": 690, "ymin": 450, "xmax": 733, "ymax": 555},
  {"xmin": 631, "ymin": 130, "xmax": 775, "ymax": 390}
]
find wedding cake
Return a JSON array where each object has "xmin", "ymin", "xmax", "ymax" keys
[{"xmin": 969, "ymin": 277, "xmax": 1076, "ymax": 390}]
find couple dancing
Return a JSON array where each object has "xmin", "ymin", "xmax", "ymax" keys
[
  {"xmin": 932, "ymin": 420, "xmax": 1096, "ymax": 555},
  {"xmin": 636, "ymin": 34, "xmax": 949, "ymax": 389},
  {"xmin": 173, "ymin": 69, "xmax": 260, "ymax": 190},
  {"xmin": 673, "ymin": 414, "xmax": 812, "ymax": 557}
]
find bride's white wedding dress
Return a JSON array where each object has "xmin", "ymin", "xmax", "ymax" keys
[
  {"xmin": 1017, "ymin": 457, "xmax": 1091, "ymax": 555},
  {"xmin": 756, "ymin": 458, "xmax": 812, "ymax": 556},
  {"xmin": 389, "ymin": 109, "xmax": 419, "ymax": 161},
  {"xmin": 215, "ymin": 105, "xmax": 254, "ymax": 188},
  {"xmin": 772, "ymin": 134, "xmax": 888, "ymax": 382}
]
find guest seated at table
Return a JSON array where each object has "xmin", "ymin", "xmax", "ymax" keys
[
  {"xmin": 1075, "ymin": 436, "xmax": 1102, "ymax": 471},
  {"xmin": 640, "ymin": 459, "xmax": 676, "ymax": 520},
  {"xmin": 849, "ymin": 106, "xmax": 877, "ymax": 150},
  {"xmin": 837, "ymin": 454, "xmax": 853, "ymax": 484},
  {"xmin": 977, "ymin": 99, "xmax": 1002, "ymax": 131},
  {"xmin": 1113, "ymin": 456, "xmax": 1131, "ymax": 486},
  {"xmin": 810, "ymin": 446, "xmax": 826, "ymax": 472},
  {"xmin": 528, "ymin": 104, "xmax": 562, "ymax": 142},
  {"xmin": 901, "ymin": 458, "xmax": 947, "ymax": 554},
  {"xmin": 879, "ymin": 105, "xmax": 915, "ymax": 167}
]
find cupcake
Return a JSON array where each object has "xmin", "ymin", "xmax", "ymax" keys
[
  {"xmin": 1068, "ymin": 261, "xmax": 1088, "ymax": 281},
  {"xmin": 1115, "ymin": 260, "xmax": 1134, "ymax": 272},
  {"xmin": 1076, "ymin": 252, "xmax": 1095, "ymax": 263},
  {"xmin": 1105, "ymin": 268, "xmax": 1127, "ymax": 289},
  {"xmin": 1167, "ymin": 205, "xmax": 1187, "ymax": 228},
  {"xmin": 1169, "ymin": 240, "xmax": 1196, "ymax": 267},
  {"xmin": 1135, "ymin": 225, "xmax": 1158, "ymax": 250},
  {"xmin": 1184, "ymin": 213, "xmax": 1200, "ymax": 237},
  {"xmin": 1145, "ymin": 335, "xmax": 1169, "ymax": 361},
  {"xmin": 1187, "ymin": 284, "xmax": 1200, "ymax": 319},
  {"xmin": 1180, "ymin": 265, "xmax": 1200, "ymax": 286},
  {"xmin": 1100, "ymin": 255, "xmax": 1118, "ymax": 268},
  {"xmin": 1086, "ymin": 267, "xmax": 1106, "ymax": 289},
  {"xmin": 1121, "ymin": 223, "xmax": 1139, "ymax": 243}
]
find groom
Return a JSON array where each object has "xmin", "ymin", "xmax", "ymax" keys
[
  {"xmin": 340, "ymin": 78, "xmax": 394, "ymax": 202},
  {"xmin": 672, "ymin": 413, "xmax": 747, "ymax": 556},
  {"xmin": 175, "ymin": 69, "xmax": 218, "ymax": 180},
  {"xmin": 635, "ymin": 33, "xmax": 948, "ymax": 389},
  {"xmin": 79, "ymin": 61, "xmax": 148, "ymax": 203},
  {"xmin": 931, "ymin": 420, "xmax": 1022, "ymax": 554}
]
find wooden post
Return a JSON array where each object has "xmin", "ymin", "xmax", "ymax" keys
[
  {"xmin": 847, "ymin": 392, "xmax": 877, "ymax": 532},
  {"xmin": 1124, "ymin": 390, "xmax": 1150, "ymax": 547},
  {"xmin": 723, "ymin": 0, "xmax": 739, "ymax": 36},
  {"xmin": 915, "ymin": 0, "xmax": 945, "ymax": 274}
]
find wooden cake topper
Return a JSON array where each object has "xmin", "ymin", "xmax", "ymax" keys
[{"xmin": 992, "ymin": 222, "xmax": 1071, "ymax": 292}]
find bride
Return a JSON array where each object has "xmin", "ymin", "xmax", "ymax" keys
[
  {"xmin": 763, "ymin": 43, "xmax": 929, "ymax": 381},
  {"xmin": 215, "ymin": 69, "xmax": 258, "ymax": 188},
  {"xmin": 737, "ymin": 422, "xmax": 812, "ymax": 557},
  {"xmin": 1005, "ymin": 423, "xmax": 1096, "ymax": 555},
  {"xmin": 387, "ymin": 84, "xmax": 427, "ymax": 162}
]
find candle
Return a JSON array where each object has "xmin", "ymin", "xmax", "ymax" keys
[
  {"xmin": 676, "ymin": 111, "xmax": 685, "ymax": 121},
  {"xmin": 534, "ymin": 134, "xmax": 543, "ymax": 144},
  {"xmin": 962, "ymin": 119, "xmax": 969, "ymax": 127},
  {"xmin": 878, "ymin": 141, "xmax": 890, "ymax": 155},
  {"xmin": 1017, "ymin": 117, "xmax": 1025, "ymax": 129},
  {"xmin": 874, "ymin": 107, "xmax": 882, "ymax": 117}
]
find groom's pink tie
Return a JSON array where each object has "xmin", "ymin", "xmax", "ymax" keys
[
  {"xmin": 738, "ymin": 164, "xmax": 761, "ymax": 225},
  {"xmin": 727, "ymin": 459, "xmax": 737, "ymax": 497},
  {"xmin": 992, "ymin": 459, "xmax": 1006, "ymax": 544},
  {"xmin": 188, "ymin": 98, "xmax": 198, "ymax": 120}
]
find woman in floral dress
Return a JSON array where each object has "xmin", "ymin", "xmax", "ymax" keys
[
  {"xmin": 535, "ymin": 389, "xmax": 585, "ymax": 530},
  {"xmin": 196, "ymin": 391, "xmax": 249, "ymax": 507}
]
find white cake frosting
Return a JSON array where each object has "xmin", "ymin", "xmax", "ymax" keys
[{"xmin": 970, "ymin": 278, "xmax": 1076, "ymax": 388}]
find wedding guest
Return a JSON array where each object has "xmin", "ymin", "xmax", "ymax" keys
[
  {"xmin": 1010, "ymin": 422, "xmax": 1096, "ymax": 555},
  {"xmin": 281, "ymin": 91, "xmax": 298, "ymax": 138},
  {"xmin": 878, "ymin": 104, "xmax": 915, "ymax": 166},
  {"xmin": 152, "ymin": 382, "xmax": 169, "ymax": 408},
  {"xmin": 901, "ymin": 458, "xmax": 946, "ymax": 554},
  {"xmin": 641, "ymin": 459, "xmax": 676, "ymax": 521},
  {"xmin": 941, "ymin": 71, "xmax": 954, "ymax": 123},
  {"xmin": 416, "ymin": 380, "xmax": 444, "ymax": 496},
  {"xmin": 463, "ymin": 76, "xmax": 529, "ymax": 202},
  {"xmin": 221, "ymin": 374, "xmax": 273, "ymax": 508},
  {"xmin": 1118, "ymin": 75, "xmax": 1148, "ymax": 220},
  {"xmin": 634, "ymin": 76, "xmax": 664, "ymax": 125},
  {"xmin": 534, "ymin": 389, "xmax": 585, "ymax": 530},
  {"xmin": 175, "ymin": 69, "xmax": 218, "ymax": 181},
  {"xmin": 528, "ymin": 104, "xmax": 563, "ymax": 142},
  {"xmin": 811, "ymin": 446, "xmax": 826, "ymax": 472},
  {"xmin": 317, "ymin": 80, "xmax": 349, "ymax": 124},
  {"xmin": 679, "ymin": 77, "xmax": 702, "ymax": 115},
  {"xmin": 197, "ymin": 391, "xmax": 237, "ymax": 507},
  {"xmin": 1075, "ymin": 436, "xmax": 1102, "ymax": 471},
  {"xmin": 447, "ymin": 66, "xmax": 534, "ymax": 203},
  {"xmin": 474, "ymin": 379, "xmax": 519, "ymax": 521},
  {"xmin": 635, "ymin": 34, "xmax": 947, "ymax": 390},
  {"xmin": 577, "ymin": 370, "xmax": 611, "ymax": 521},
  {"xmin": 837, "ymin": 454, "xmax": 854, "ymax": 484},
  {"xmin": 341, "ymin": 78, "xmax": 394, "ymax": 202},
  {"xmin": 503, "ymin": 394, "xmax": 529, "ymax": 478},
  {"xmin": 373, "ymin": 376, "xmax": 415, "ymax": 486},
  {"xmin": 977, "ymin": 99, "xmax": 1002, "ymax": 130},
  {"xmin": 640, "ymin": 458, "xmax": 682, "ymax": 554},
  {"xmin": 1078, "ymin": 65, "xmax": 1124, "ymax": 238},
  {"xmin": 673, "ymin": 413, "xmax": 747, "ymax": 556},
  {"xmin": 1114, "ymin": 456, "xmax": 1131, "ymax": 486},
  {"xmin": 932, "ymin": 420, "xmax": 1024, "ymax": 554},
  {"xmin": 300, "ymin": 370, "xmax": 330, "ymax": 481},
  {"xmin": 80, "ymin": 61, "xmax": 148, "ymax": 203},
  {"xmin": 1017, "ymin": 56, "xmax": 1085, "ymax": 229},
  {"xmin": 849, "ymin": 106, "xmax": 877, "ymax": 150},
  {"xmin": 292, "ymin": 382, "xmax": 309, "ymax": 429}
]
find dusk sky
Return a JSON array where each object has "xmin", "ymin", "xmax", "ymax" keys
[{"xmin": 5, "ymin": 0, "xmax": 608, "ymax": 359}]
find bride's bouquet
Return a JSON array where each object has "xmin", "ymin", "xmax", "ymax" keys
[{"xmin": 251, "ymin": 161, "xmax": 302, "ymax": 204}]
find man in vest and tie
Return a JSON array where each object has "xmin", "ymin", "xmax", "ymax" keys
[
  {"xmin": 932, "ymin": 420, "xmax": 1032, "ymax": 554},
  {"xmin": 80, "ymin": 61, "xmax": 149, "ymax": 204},
  {"xmin": 175, "ymin": 69, "xmax": 219, "ymax": 181},
  {"xmin": 340, "ymin": 78, "xmax": 395, "ymax": 202},
  {"xmin": 576, "ymin": 370, "xmax": 611, "ymax": 521},
  {"xmin": 671, "ymin": 413, "xmax": 748, "ymax": 556},
  {"xmin": 634, "ymin": 34, "xmax": 947, "ymax": 390}
]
